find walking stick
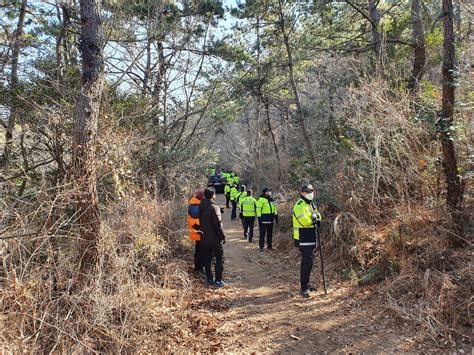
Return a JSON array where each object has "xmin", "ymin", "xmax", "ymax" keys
[{"xmin": 316, "ymin": 223, "xmax": 328, "ymax": 294}]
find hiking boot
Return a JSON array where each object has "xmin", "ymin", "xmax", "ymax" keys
[
  {"xmin": 259, "ymin": 248, "xmax": 264, "ymax": 252},
  {"xmin": 207, "ymin": 279, "xmax": 215, "ymax": 287},
  {"xmin": 308, "ymin": 286, "xmax": 317, "ymax": 292},
  {"xmin": 214, "ymin": 281, "xmax": 226, "ymax": 288},
  {"xmin": 300, "ymin": 288, "xmax": 310, "ymax": 298}
]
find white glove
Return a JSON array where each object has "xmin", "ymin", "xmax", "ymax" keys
[{"xmin": 311, "ymin": 212, "xmax": 322, "ymax": 224}]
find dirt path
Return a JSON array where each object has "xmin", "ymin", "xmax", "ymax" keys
[{"xmin": 190, "ymin": 195, "xmax": 429, "ymax": 353}]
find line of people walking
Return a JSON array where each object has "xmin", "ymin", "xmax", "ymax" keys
[
  {"xmin": 187, "ymin": 170, "xmax": 323, "ymax": 298},
  {"xmin": 231, "ymin": 186, "xmax": 278, "ymax": 251}
]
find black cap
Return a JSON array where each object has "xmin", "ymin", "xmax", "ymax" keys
[{"xmin": 301, "ymin": 184, "xmax": 314, "ymax": 193}]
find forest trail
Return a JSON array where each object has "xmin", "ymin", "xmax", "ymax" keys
[{"xmin": 190, "ymin": 195, "xmax": 426, "ymax": 353}]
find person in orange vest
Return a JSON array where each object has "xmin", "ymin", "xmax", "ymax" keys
[{"xmin": 187, "ymin": 189, "xmax": 205, "ymax": 273}]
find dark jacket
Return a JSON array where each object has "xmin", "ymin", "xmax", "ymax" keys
[{"xmin": 198, "ymin": 199, "xmax": 226, "ymax": 247}]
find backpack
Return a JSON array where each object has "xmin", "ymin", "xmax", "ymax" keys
[{"xmin": 188, "ymin": 204, "xmax": 199, "ymax": 219}]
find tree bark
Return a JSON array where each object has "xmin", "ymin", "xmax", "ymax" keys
[
  {"xmin": 151, "ymin": 3, "xmax": 168, "ymax": 194},
  {"xmin": 254, "ymin": 14, "xmax": 262, "ymax": 185},
  {"xmin": 440, "ymin": 0, "xmax": 463, "ymax": 235},
  {"xmin": 152, "ymin": 1, "xmax": 167, "ymax": 120},
  {"xmin": 2, "ymin": 0, "xmax": 28, "ymax": 166},
  {"xmin": 153, "ymin": 41, "xmax": 167, "ymax": 108},
  {"xmin": 368, "ymin": 0, "xmax": 382, "ymax": 60},
  {"xmin": 72, "ymin": 0, "xmax": 104, "ymax": 275},
  {"xmin": 263, "ymin": 98, "xmax": 283, "ymax": 183},
  {"xmin": 408, "ymin": 0, "xmax": 426, "ymax": 94},
  {"xmin": 143, "ymin": 37, "xmax": 152, "ymax": 94},
  {"xmin": 277, "ymin": 0, "xmax": 316, "ymax": 166},
  {"xmin": 55, "ymin": 1, "xmax": 72, "ymax": 84}
]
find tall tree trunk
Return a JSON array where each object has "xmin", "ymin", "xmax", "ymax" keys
[
  {"xmin": 368, "ymin": 0, "xmax": 382, "ymax": 60},
  {"xmin": 156, "ymin": 39, "xmax": 168, "ymax": 194},
  {"xmin": 277, "ymin": 0, "xmax": 316, "ymax": 166},
  {"xmin": 408, "ymin": 0, "xmax": 426, "ymax": 94},
  {"xmin": 2, "ymin": 0, "xmax": 27, "ymax": 166},
  {"xmin": 55, "ymin": 1, "xmax": 71, "ymax": 84},
  {"xmin": 263, "ymin": 98, "xmax": 283, "ymax": 183},
  {"xmin": 440, "ymin": 0, "xmax": 463, "ymax": 238},
  {"xmin": 143, "ymin": 37, "xmax": 152, "ymax": 94},
  {"xmin": 454, "ymin": 0, "xmax": 461, "ymax": 38},
  {"xmin": 152, "ymin": 1, "xmax": 167, "ymax": 121},
  {"xmin": 72, "ymin": 0, "xmax": 104, "ymax": 275},
  {"xmin": 254, "ymin": 14, "xmax": 263, "ymax": 186},
  {"xmin": 153, "ymin": 41, "xmax": 166, "ymax": 106},
  {"xmin": 151, "ymin": 2, "xmax": 168, "ymax": 194}
]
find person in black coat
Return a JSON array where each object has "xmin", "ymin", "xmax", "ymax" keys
[{"xmin": 199, "ymin": 187, "xmax": 227, "ymax": 287}]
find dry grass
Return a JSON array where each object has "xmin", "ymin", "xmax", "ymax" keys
[
  {"xmin": 0, "ymin": 193, "xmax": 199, "ymax": 353},
  {"xmin": 271, "ymin": 76, "xmax": 472, "ymax": 346}
]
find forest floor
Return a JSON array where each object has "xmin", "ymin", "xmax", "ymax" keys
[{"xmin": 184, "ymin": 195, "xmax": 455, "ymax": 353}]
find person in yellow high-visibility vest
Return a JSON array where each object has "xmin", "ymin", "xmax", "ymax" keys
[
  {"xmin": 256, "ymin": 187, "xmax": 278, "ymax": 251},
  {"xmin": 240, "ymin": 190, "xmax": 257, "ymax": 241},
  {"xmin": 224, "ymin": 183, "xmax": 231, "ymax": 208},
  {"xmin": 230, "ymin": 184, "xmax": 239, "ymax": 220},
  {"xmin": 236, "ymin": 185, "xmax": 247, "ymax": 226},
  {"xmin": 292, "ymin": 184, "xmax": 322, "ymax": 298}
]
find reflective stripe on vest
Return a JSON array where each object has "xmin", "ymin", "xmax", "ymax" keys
[
  {"xmin": 242, "ymin": 198, "xmax": 256, "ymax": 216},
  {"xmin": 260, "ymin": 199, "xmax": 275, "ymax": 215}
]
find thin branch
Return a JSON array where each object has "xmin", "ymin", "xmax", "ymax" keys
[{"xmin": 345, "ymin": 0, "xmax": 374, "ymax": 25}]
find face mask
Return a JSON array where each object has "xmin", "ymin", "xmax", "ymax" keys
[{"xmin": 306, "ymin": 193, "xmax": 314, "ymax": 200}]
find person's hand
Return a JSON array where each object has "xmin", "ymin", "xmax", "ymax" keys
[
  {"xmin": 222, "ymin": 239, "xmax": 226, "ymax": 244},
  {"xmin": 311, "ymin": 212, "xmax": 322, "ymax": 224}
]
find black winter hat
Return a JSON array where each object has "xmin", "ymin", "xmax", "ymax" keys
[{"xmin": 301, "ymin": 184, "xmax": 314, "ymax": 193}]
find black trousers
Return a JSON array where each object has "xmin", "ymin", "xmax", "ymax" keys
[
  {"xmin": 242, "ymin": 216, "xmax": 255, "ymax": 241},
  {"xmin": 300, "ymin": 245, "xmax": 315, "ymax": 290},
  {"xmin": 259, "ymin": 222, "xmax": 274, "ymax": 249},
  {"xmin": 225, "ymin": 194, "xmax": 230, "ymax": 208},
  {"xmin": 203, "ymin": 243, "xmax": 224, "ymax": 282},
  {"xmin": 231, "ymin": 201, "xmax": 237, "ymax": 220},
  {"xmin": 194, "ymin": 240, "xmax": 204, "ymax": 271}
]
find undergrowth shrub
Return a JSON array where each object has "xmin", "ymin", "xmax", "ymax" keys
[
  {"xmin": 273, "ymin": 77, "xmax": 472, "ymax": 345},
  {"xmin": 1, "ymin": 193, "xmax": 194, "ymax": 352}
]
